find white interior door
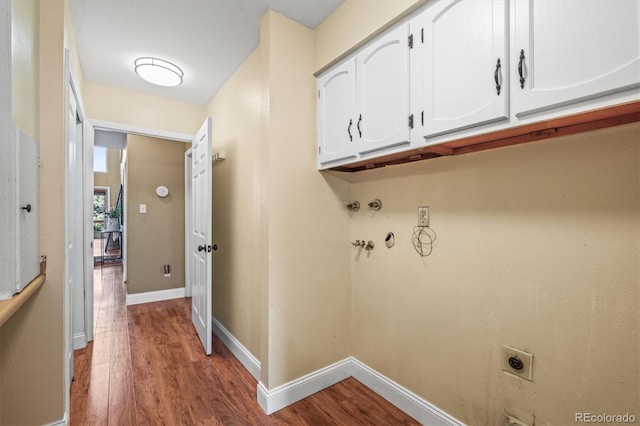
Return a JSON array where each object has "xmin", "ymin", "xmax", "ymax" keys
[{"xmin": 190, "ymin": 118, "xmax": 212, "ymax": 355}]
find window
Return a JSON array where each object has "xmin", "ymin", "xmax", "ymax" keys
[
  {"xmin": 94, "ymin": 146, "xmax": 107, "ymax": 172},
  {"xmin": 93, "ymin": 187, "xmax": 109, "ymax": 232}
]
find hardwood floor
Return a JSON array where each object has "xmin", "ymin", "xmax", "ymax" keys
[{"xmin": 70, "ymin": 266, "xmax": 419, "ymax": 425}]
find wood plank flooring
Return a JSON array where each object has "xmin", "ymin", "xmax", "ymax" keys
[{"xmin": 70, "ymin": 266, "xmax": 419, "ymax": 425}]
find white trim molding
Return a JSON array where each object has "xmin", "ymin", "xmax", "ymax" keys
[
  {"xmin": 255, "ymin": 357, "xmax": 463, "ymax": 425},
  {"xmin": 126, "ymin": 287, "xmax": 185, "ymax": 306},
  {"xmin": 90, "ymin": 119, "xmax": 193, "ymax": 143},
  {"xmin": 350, "ymin": 358, "xmax": 464, "ymax": 426},
  {"xmin": 47, "ymin": 412, "xmax": 67, "ymax": 426},
  {"xmin": 73, "ymin": 332, "xmax": 87, "ymax": 350},
  {"xmin": 215, "ymin": 324, "xmax": 463, "ymax": 424},
  {"xmin": 212, "ymin": 318, "xmax": 260, "ymax": 381},
  {"xmin": 257, "ymin": 358, "xmax": 352, "ymax": 415}
]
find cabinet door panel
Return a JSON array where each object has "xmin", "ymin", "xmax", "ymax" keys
[
  {"xmin": 424, "ymin": 0, "xmax": 509, "ymax": 138},
  {"xmin": 317, "ymin": 60, "xmax": 357, "ymax": 164},
  {"xmin": 513, "ymin": 0, "xmax": 640, "ymax": 117},
  {"xmin": 357, "ymin": 24, "xmax": 410, "ymax": 154}
]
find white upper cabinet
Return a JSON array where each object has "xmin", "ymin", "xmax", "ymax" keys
[
  {"xmin": 317, "ymin": 24, "xmax": 411, "ymax": 165},
  {"xmin": 512, "ymin": 0, "xmax": 640, "ymax": 117},
  {"xmin": 317, "ymin": 59, "xmax": 357, "ymax": 165},
  {"xmin": 315, "ymin": 0, "xmax": 639, "ymax": 170},
  {"xmin": 356, "ymin": 24, "xmax": 411, "ymax": 154},
  {"xmin": 423, "ymin": 0, "xmax": 509, "ymax": 138}
]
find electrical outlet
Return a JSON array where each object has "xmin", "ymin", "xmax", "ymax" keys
[
  {"xmin": 418, "ymin": 206, "xmax": 429, "ymax": 227},
  {"xmin": 502, "ymin": 346, "xmax": 533, "ymax": 381}
]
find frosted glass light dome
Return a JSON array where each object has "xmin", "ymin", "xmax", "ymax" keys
[{"xmin": 134, "ymin": 57, "xmax": 184, "ymax": 87}]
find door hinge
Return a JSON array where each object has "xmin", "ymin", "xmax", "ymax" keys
[
  {"xmin": 408, "ymin": 34, "xmax": 414, "ymax": 49},
  {"xmin": 318, "ymin": 90, "xmax": 320, "ymax": 99},
  {"xmin": 409, "ymin": 114, "xmax": 414, "ymax": 129},
  {"xmin": 318, "ymin": 146, "xmax": 321, "ymax": 155},
  {"xmin": 421, "ymin": 28, "xmax": 424, "ymax": 43},
  {"xmin": 421, "ymin": 110, "xmax": 424, "ymax": 126}
]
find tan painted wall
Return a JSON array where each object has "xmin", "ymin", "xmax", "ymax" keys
[
  {"xmin": 126, "ymin": 135, "xmax": 187, "ymax": 294},
  {"xmin": 64, "ymin": 0, "xmax": 84, "ymax": 96},
  {"xmin": 314, "ymin": 0, "xmax": 420, "ymax": 70},
  {"xmin": 317, "ymin": 1, "xmax": 639, "ymax": 424},
  {"xmin": 349, "ymin": 124, "xmax": 640, "ymax": 424},
  {"xmin": 0, "ymin": 0, "xmax": 78, "ymax": 423},
  {"xmin": 204, "ymin": 10, "xmax": 352, "ymax": 388},
  {"xmin": 83, "ymin": 81, "xmax": 204, "ymax": 135},
  {"xmin": 0, "ymin": 4, "xmax": 40, "ymax": 415},
  {"xmin": 261, "ymin": 11, "xmax": 352, "ymax": 388},
  {"xmin": 11, "ymin": 0, "xmax": 39, "ymax": 140},
  {"xmin": 94, "ymin": 148, "xmax": 122, "ymax": 207},
  {"xmin": 203, "ymin": 50, "xmax": 263, "ymax": 358}
]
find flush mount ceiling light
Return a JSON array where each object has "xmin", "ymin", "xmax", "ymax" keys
[{"xmin": 134, "ymin": 57, "xmax": 184, "ymax": 87}]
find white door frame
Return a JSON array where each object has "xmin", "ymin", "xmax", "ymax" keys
[
  {"xmin": 65, "ymin": 49, "xmax": 89, "ymax": 420},
  {"xmin": 82, "ymin": 121, "xmax": 95, "ymax": 342},
  {"xmin": 184, "ymin": 148, "xmax": 193, "ymax": 297},
  {"xmin": 87, "ymin": 119, "xmax": 193, "ymax": 294},
  {"xmin": 120, "ymin": 153, "xmax": 128, "ymax": 282},
  {"xmin": 69, "ymin": 67, "xmax": 89, "ymax": 354}
]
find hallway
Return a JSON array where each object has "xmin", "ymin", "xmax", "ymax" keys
[{"xmin": 70, "ymin": 266, "xmax": 419, "ymax": 425}]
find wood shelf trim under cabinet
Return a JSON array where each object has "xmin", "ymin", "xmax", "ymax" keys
[
  {"xmin": 328, "ymin": 101, "xmax": 640, "ymax": 172},
  {"xmin": 0, "ymin": 274, "xmax": 46, "ymax": 327}
]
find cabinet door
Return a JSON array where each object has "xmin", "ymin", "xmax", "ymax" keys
[
  {"xmin": 423, "ymin": 0, "xmax": 508, "ymax": 138},
  {"xmin": 317, "ymin": 60, "xmax": 357, "ymax": 164},
  {"xmin": 357, "ymin": 24, "xmax": 411, "ymax": 154},
  {"xmin": 513, "ymin": 0, "xmax": 640, "ymax": 117}
]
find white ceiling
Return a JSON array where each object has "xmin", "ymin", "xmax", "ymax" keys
[{"xmin": 69, "ymin": 0, "xmax": 344, "ymax": 106}]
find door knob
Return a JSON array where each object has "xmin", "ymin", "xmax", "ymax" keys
[
  {"xmin": 197, "ymin": 245, "xmax": 206, "ymax": 252},
  {"xmin": 21, "ymin": 204, "xmax": 32, "ymax": 213}
]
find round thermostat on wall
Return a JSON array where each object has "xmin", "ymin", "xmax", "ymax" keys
[{"xmin": 155, "ymin": 185, "xmax": 169, "ymax": 198}]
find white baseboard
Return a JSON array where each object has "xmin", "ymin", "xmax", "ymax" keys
[
  {"xmin": 126, "ymin": 287, "xmax": 185, "ymax": 306},
  {"xmin": 47, "ymin": 412, "xmax": 67, "ymax": 425},
  {"xmin": 257, "ymin": 358, "xmax": 352, "ymax": 415},
  {"xmin": 73, "ymin": 332, "xmax": 87, "ymax": 350},
  {"xmin": 212, "ymin": 318, "xmax": 261, "ymax": 381},
  {"xmin": 350, "ymin": 357, "xmax": 464, "ymax": 426},
  {"xmin": 214, "ymin": 326, "xmax": 463, "ymax": 424}
]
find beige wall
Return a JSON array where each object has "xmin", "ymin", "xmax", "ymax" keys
[
  {"xmin": 126, "ymin": 135, "xmax": 187, "ymax": 294},
  {"xmin": 0, "ymin": 0, "xmax": 76, "ymax": 423},
  {"xmin": 94, "ymin": 148, "xmax": 122, "ymax": 207},
  {"xmin": 2, "ymin": 4, "xmax": 40, "ymax": 416},
  {"xmin": 204, "ymin": 50, "xmax": 263, "ymax": 358},
  {"xmin": 314, "ymin": 0, "xmax": 421, "ymax": 71},
  {"xmin": 262, "ymin": 11, "xmax": 352, "ymax": 387},
  {"xmin": 349, "ymin": 124, "xmax": 640, "ymax": 425},
  {"xmin": 205, "ymin": 10, "xmax": 352, "ymax": 388},
  {"xmin": 11, "ymin": 0, "xmax": 40, "ymax": 140},
  {"xmin": 83, "ymin": 81, "xmax": 204, "ymax": 135},
  {"xmin": 316, "ymin": 1, "xmax": 639, "ymax": 424}
]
